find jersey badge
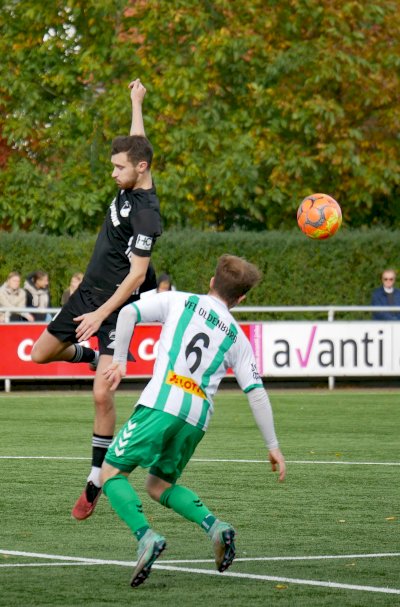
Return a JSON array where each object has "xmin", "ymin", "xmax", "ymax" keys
[
  {"xmin": 120, "ymin": 201, "xmax": 132, "ymax": 218},
  {"xmin": 135, "ymin": 234, "xmax": 153, "ymax": 251}
]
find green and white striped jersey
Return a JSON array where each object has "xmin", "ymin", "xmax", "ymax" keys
[{"xmin": 123, "ymin": 291, "xmax": 264, "ymax": 431}]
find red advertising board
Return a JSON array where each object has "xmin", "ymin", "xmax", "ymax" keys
[{"xmin": 0, "ymin": 322, "xmax": 255, "ymax": 379}]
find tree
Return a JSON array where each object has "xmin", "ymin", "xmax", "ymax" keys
[{"xmin": 1, "ymin": 0, "xmax": 400, "ymax": 234}]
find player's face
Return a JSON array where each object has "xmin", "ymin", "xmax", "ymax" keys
[{"xmin": 111, "ymin": 152, "xmax": 140, "ymax": 189}]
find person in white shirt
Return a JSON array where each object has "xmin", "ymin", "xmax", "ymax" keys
[{"xmin": 100, "ymin": 254, "xmax": 286, "ymax": 588}]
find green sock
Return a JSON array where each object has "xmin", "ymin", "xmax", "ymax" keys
[
  {"xmin": 103, "ymin": 474, "xmax": 150, "ymax": 537},
  {"xmin": 159, "ymin": 485, "xmax": 216, "ymax": 531}
]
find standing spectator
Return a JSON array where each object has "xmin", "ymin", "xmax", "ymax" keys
[
  {"xmin": 30, "ymin": 78, "xmax": 162, "ymax": 521},
  {"xmin": 371, "ymin": 269, "xmax": 400, "ymax": 320},
  {"xmin": 61, "ymin": 272, "xmax": 84, "ymax": 305},
  {"xmin": 0, "ymin": 271, "xmax": 35, "ymax": 322},
  {"xmin": 24, "ymin": 270, "xmax": 51, "ymax": 321}
]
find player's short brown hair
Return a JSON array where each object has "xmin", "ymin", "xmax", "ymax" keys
[
  {"xmin": 111, "ymin": 135, "xmax": 153, "ymax": 168},
  {"xmin": 212, "ymin": 254, "xmax": 262, "ymax": 307}
]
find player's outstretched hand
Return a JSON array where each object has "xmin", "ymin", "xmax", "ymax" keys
[
  {"xmin": 129, "ymin": 78, "xmax": 146, "ymax": 104},
  {"xmin": 103, "ymin": 362, "xmax": 126, "ymax": 391},
  {"xmin": 268, "ymin": 448, "xmax": 286, "ymax": 482}
]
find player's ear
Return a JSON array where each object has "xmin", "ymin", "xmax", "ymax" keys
[
  {"xmin": 237, "ymin": 294, "xmax": 246, "ymax": 305},
  {"xmin": 209, "ymin": 276, "xmax": 215, "ymax": 289},
  {"xmin": 136, "ymin": 160, "xmax": 149, "ymax": 173}
]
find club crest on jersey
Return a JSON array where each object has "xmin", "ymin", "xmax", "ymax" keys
[
  {"xmin": 166, "ymin": 370, "xmax": 206, "ymax": 399},
  {"xmin": 120, "ymin": 201, "xmax": 131, "ymax": 218},
  {"xmin": 135, "ymin": 234, "xmax": 153, "ymax": 251}
]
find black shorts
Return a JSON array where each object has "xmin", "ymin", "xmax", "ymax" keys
[{"xmin": 47, "ymin": 280, "xmax": 135, "ymax": 356}]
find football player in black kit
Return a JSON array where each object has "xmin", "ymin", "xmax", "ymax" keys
[{"xmin": 31, "ymin": 79, "xmax": 162, "ymax": 520}]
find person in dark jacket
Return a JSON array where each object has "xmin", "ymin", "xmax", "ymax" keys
[{"xmin": 371, "ymin": 269, "xmax": 400, "ymax": 320}]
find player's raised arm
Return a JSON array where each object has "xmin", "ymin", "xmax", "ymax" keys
[
  {"xmin": 246, "ymin": 388, "xmax": 286, "ymax": 482},
  {"xmin": 129, "ymin": 79, "xmax": 147, "ymax": 136}
]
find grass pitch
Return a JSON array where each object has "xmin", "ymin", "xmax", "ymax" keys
[{"xmin": 0, "ymin": 389, "xmax": 399, "ymax": 606}]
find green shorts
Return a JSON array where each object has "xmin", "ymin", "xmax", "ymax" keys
[{"xmin": 105, "ymin": 405, "xmax": 205, "ymax": 483}]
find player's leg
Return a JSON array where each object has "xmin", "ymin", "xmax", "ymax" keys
[
  {"xmin": 146, "ymin": 421, "xmax": 236, "ymax": 573},
  {"xmin": 30, "ymin": 329, "xmax": 76, "ymax": 363},
  {"xmin": 101, "ymin": 414, "xmax": 167, "ymax": 588},
  {"xmin": 148, "ymin": 474, "xmax": 235, "ymax": 572},
  {"xmin": 72, "ymin": 354, "xmax": 116, "ymax": 520},
  {"xmin": 31, "ymin": 328, "xmax": 97, "ymax": 364},
  {"xmin": 31, "ymin": 288, "xmax": 98, "ymax": 365}
]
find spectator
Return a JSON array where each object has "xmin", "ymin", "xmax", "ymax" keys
[
  {"xmin": 371, "ymin": 269, "xmax": 400, "ymax": 320},
  {"xmin": 0, "ymin": 272, "xmax": 35, "ymax": 322},
  {"xmin": 140, "ymin": 273, "xmax": 174, "ymax": 298},
  {"xmin": 24, "ymin": 270, "xmax": 51, "ymax": 321},
  {"xmin": 61, "ymin": 272, "xmax": 84, "ymax": 305},
  {"xmin": 156, "ymin": 273, "xmax": 174, "ymax": 292}
]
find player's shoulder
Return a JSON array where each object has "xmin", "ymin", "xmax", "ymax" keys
[{"xmin": 124, "ymin": 186, "xmax": 159, "ymax": 210}]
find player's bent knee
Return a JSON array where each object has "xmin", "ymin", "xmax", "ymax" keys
[
  {"xmin": 146, "ymin": 484, "xmax": 160, "ymax": 502},
  {"xmin": 30, "ymin": 343, "xmax": 49, "ymax": 364},
  {"xmin": 145, "ymin": 475, "xmax": 169, "ymax": 502}
]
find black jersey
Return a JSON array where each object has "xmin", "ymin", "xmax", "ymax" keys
[{"xmin": 85, "ymin": 185, "xmax": 162, "ymax": 292}]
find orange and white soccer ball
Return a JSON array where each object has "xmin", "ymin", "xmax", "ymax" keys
[{"xmin": 297, "ymin": 193, "xmax": 342, "ymax": 240}]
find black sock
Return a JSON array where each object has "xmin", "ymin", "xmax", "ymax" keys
[
  {"xmin": 70, "ymin": 344, "xmax": 96, "ymax": 363},
  {"xmin": 92, "ymin": 434, "xmax": 113, "ymax": 467}
]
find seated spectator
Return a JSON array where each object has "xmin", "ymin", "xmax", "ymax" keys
[
  {"xmin": 24, "ymin": 270, "xmax": 51, "ymax": 321},
  {"xmin": 371, "ymin": 269, "xmax": 400, "ymax": 320},
  {"xmin": 61, "ymin": 272, "xmax": 84, "ymax": 305},
  {"xmin": 0, "ymin": 272, "xmax": 35, "ymax": 322}
]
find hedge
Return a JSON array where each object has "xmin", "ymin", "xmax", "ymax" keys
[{"xmin": 0, "ymin": 228, "xmax": 399, "ymax": 318}]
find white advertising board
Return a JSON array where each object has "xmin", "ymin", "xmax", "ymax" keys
[{"xmin": 258, "ymin": 322, "xmax": 400, "ymax": 377}]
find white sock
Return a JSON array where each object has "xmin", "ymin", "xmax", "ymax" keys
[{"xmin": 87, "ymin": 466, "xmax": 102, "ymax": 488}]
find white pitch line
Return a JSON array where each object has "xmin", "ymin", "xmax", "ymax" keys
[
  {"xmin": 1, "ymin": 549, "xmax": 400, "ymax": 596},
  {"xmin": 0, "ymin": 550, "xmax": 135, "ymax": 566},
  {"xmin": 3, "ymin": 550, "xmax": 398, "ymax": 596},
  {"xmin": 152, "ymin": 564, "xmax": 400, "ymax": 595},
  {"xmin": 0, "ymin": 456, "xmax": 90, "ymax": 460},
  {"xmin": 0, "ymin": 455, "xmax": 399, "ymax": 466},
  {"xmin": 3, "ymin": 549, "xmax": 400, "ymax": 565},
  {"xmin": 147, "ymin": 553, "xmax": 400, "ymax": 564},
  {"xmin": 0, "ymin": 562, "xmax": 99, "ymax": 568}
]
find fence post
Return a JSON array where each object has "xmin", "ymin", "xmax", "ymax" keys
[{"xmin": 328, "ymin": 307, "xmax": 335, "ymax": 390}]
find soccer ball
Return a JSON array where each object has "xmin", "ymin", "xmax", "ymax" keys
[{"xmin": 297, "ymin": 193, "xmax": 342, "ymax": 240}]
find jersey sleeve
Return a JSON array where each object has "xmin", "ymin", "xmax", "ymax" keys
[
  {"xmin": 113, "ymin": 292, "xmax": 172, "ymax": 363},
  {"xmin": 130, "ymin": 208, "xmax": 162, "ymax": 258},
  {"xmin": 133, "ymin": 291, "xmax": 173, "ymax": 324},
  {"xmin": 228, "ymin": 329, "xmax": 264, "ymax": 393}
]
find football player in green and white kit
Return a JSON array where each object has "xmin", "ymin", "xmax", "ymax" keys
[{"xmin": 101, "ymin": 254, "xmax": 286, "ymax": 588}]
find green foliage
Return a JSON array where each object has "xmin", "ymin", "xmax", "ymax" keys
[
  {"xmin": 1, "ymin": 1, "xmax": 400, "ymax": 233},
  {"xmin": 0, "ymin": 227, "xmax": 398, "ymax": 311},
  {"xmin": 0, "ymin": 231, "xmax": 96, "ymax": 305}
]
